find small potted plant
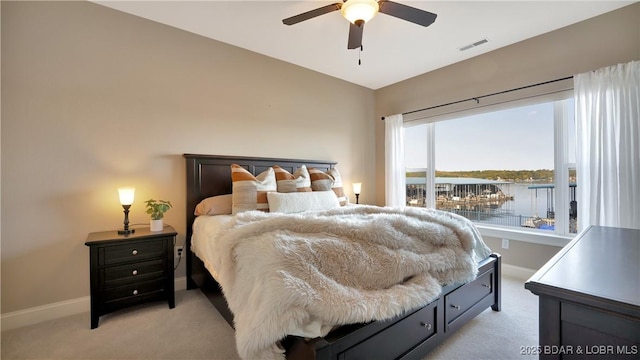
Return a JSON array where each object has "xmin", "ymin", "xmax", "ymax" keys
[{"xmin": 145, "ymin": 199, "xmax": 172, "ymax": 231}]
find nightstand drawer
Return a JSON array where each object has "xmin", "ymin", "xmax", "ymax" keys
[
  {"xmin": 99, "ymin": 239, "xmax": 166, "ymax": 266},
  {"xmin": 103, "ymin": 259, "xmax": 165, "ymax": 287},
  {"xmin": 104, "ymin": 278, "xmax": 166, "ymax": 302}
]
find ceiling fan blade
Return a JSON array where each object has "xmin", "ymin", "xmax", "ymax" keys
[
  {"xmin": 347, "ymin": 21, "xmax": 364, "ymax": 49},
  {"xmin": 378, "ymin": 0, "xmax": 437, "ymax": 27},
  {"xmin": 282, "ymin": 3, "xmax": 342, "ymax": 25}
]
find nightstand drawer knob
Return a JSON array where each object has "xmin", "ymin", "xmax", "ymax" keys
[
  {"xmin": 132, "ymin": 249, "xmax": 138, "ymax": 255},
  {"xmin": 132, "ymin": 270, "xmax": 138, "ymax": 276},
  {"xmin": 451, "ymin": 304, "xmax": 461, "ymax": 310},
  {"xmin": 420, "ymin": 322, "xmax": 432, "ymax": 330},
  {"xmin": 132, "ymin": 290, "xmax": 139, "ymax": 295}
]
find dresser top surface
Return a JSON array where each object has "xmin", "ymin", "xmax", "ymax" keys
[{"xmin": 527, "ymin": 226, "xmax": 639, "ymax": 308}]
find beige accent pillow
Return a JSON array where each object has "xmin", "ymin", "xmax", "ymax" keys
[
  {"xmin": 273, "ymin": 165, "xmax": 312, "ymax": 193},
  {"xmin": 231, "ymin": 164, "xmax": 277, "ymax": 214},
  {"xmin": 308, "ymin": 167, "xmax": 347, "ymax": 206},
  {"xmin": 194, "ymin": 194, "xmax": 233, "ymax": 216}
]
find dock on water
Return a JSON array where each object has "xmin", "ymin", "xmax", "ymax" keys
[{"xmin": 407, "ymin": 177, "xmax": 514, "ymax": 207}]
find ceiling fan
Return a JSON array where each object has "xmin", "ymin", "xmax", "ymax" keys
[{"xmin": 282, "ymin": 0, "xmax": 437, "ymax": 50}]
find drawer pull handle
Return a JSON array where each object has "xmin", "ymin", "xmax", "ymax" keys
[
  {"xmin": 482, "ymin": 283, "xmax": 490, "ymax": 288},
  {"xmin": 451, "ymin": 304, "xmax": 461, "ymax": 310},
  {"xmin": 132, "ymin": 290, "xmax": 139, "ymax": 296},
  {"xmin": 132, "ymin": 249, "xmax": 138, "ymax": 255},
  {"xmin": 420, "ymin": 322, "xmax": 432, "ymax": 330},
  {"xmin": 132, "ymin": 270, "xmax": 138, "ymax": 276}
]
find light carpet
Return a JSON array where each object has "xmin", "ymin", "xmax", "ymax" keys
[{"xmin": 1, "ymin": 275, "xmax": 538, "ymax": 360}]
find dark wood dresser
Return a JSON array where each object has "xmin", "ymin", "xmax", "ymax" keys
[
  {"xmin": 85, "ymin": 226, "xmax": 177, "ymax": 329},
  {"xmin": 525, "ymin": 226, "xmax": 639, "ymax": 359}
]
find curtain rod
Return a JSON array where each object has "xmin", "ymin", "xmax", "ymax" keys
[{"xmin": 381, "ymin": 75, "xmax": 574, "ymax": 120}]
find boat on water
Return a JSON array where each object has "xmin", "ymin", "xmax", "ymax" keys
[{"xmin": 522, "ymin": 216, "xmax": 555, "ymax": 230}]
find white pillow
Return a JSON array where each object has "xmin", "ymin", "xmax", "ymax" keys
[{"xmin": 267, "ymin": 191, "xmax": 340, "ymax": 214}]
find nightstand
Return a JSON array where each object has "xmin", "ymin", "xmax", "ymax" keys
[{"xmin": 85, "ymin": 225, "xmax": 177, "ymax": 329}]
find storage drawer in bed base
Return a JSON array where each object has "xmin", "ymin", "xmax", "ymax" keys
[
  {"xmin": 336, "ymin": 301, "xmax": 438, "ymax": 360},
  {"xmin": 446, "ymin": 268, "xmax": 496, "ymax": 333}
]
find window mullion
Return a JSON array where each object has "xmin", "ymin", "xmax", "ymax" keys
[
  {"xmin": 426, "ymin": 123, "xmax": 436, "ymax": 209},
  {"xmin": 554, "ymin": 100, "xmax": 570, "ymax": 235}
]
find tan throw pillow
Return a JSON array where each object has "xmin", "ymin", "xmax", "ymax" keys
[
  {"xmin": 194, "ymin": 194, "xmax": 233, "ymax": 216},
  {"xmin": 231, "ymin": 164, "xmax": 276, "ymax": 214},
  {"xmin": 308, "ymin": 167, "xmax": 347, "ymax": 205},
  {"xmin": 273, "ymin": 165, "xmax": 312, "ymax": 193}
]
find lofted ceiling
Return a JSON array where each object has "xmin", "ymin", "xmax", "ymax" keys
[{"xmin": 93, "ymin": 1, "xmax": 634, "ymax": 90}]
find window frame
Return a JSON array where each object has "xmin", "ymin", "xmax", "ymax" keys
[{"xmin": 404, "ymin": 92, "xmax": 577, "ymax": 245}]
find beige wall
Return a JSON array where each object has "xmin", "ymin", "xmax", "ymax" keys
[
  {"xmin": 374, "ymin": 3, "xmax": 640, "ymax": 269},
  {"xmin": 482, "ymin": 237, "xmax": 563, "ymax": 271},
  {"xmin": 1, "ymin": 1, "xmax": 375, "ymax": 314}
]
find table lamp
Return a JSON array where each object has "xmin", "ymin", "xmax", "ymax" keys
[
  {"xmin": 117, "ymin": 187, "xmax": 136, "ymax": 235},
  {"xmin": 352, "ymin": 182, "xmax": 362, "ymax": 204}
]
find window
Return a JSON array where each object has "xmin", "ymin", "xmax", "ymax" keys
[{"xmin": 405, "ymin": 98, "xmax": 577, "ymax": 235}]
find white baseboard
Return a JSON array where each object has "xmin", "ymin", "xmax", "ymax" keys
[
  {"xmin": 175, "ymin": 276, "xmax": 187, "ymax": 292},
  {"xmin": 1, "ymin": 296, "xmax": 91, "ymax": 332},
  {"xmin": 1, "ymin": 276, "xmax": 187, "ymax": 332},
  {"xmin": 501, "ymin": 264, "xmax": 537, "ymax": 281}
]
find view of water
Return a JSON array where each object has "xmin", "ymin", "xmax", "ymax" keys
[
  {"xmin": 497, "ymin": 183, "xmax": 553, "ymax": 217},
  {"xmin": 405, "ymin": 177, "xmax": 580, "ymax": 231}
]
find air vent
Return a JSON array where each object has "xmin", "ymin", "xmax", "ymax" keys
[{"xmin": 459, "ymin": 38, "xmax": 488, "ymax": 51}]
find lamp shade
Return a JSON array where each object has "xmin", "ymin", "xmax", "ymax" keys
[
  {"xmin": 118, "ymin": 187, "xmax": 135, "ymax": 206},
  {"xmin": 352, "ymin": 182, "xmax": 362, "ymax": 195},
  {"xmin": 341, "ymin": 0, "xmax": 379, "ymax": 24}
]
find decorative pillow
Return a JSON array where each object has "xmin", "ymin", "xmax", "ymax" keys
[
  {"xmin": 273, "ymin": 165, "xmax": 312, "ymax": 193},
  {"xmin": 231, "ymin": 164, "xmax": 277, "ymax": 214},
  {"xmin": 308, "ymin": 167, "xmax": 347, "ymax": 205},
  {"xmin": 194, "ymin": 194, "xmax": 233, "ymax": 216},
  {"xmin": 267, "ymin": 191, "xmax": 340, "ymax": 214}
]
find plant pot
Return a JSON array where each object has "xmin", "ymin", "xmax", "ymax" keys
[{"xmin": 150, "ymin": 219, "xmax": 163, "ymax": 232}]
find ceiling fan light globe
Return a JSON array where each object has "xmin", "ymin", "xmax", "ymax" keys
[{"xmin": 341, "ymin": 0, "xmax": 379, "ymax": 24}]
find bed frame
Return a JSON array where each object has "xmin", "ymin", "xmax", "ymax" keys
[{"xmin": 184, "ymin": 153, "xmax": 502, "ymax": 360}]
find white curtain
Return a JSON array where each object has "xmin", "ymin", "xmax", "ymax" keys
[
  {"xmin": 385, "ymin": 114, "xmax": 406, "ymax": 207},
  {"xmin": 574, "ymin": 60, "xmax": 640, "ymax": 231}
]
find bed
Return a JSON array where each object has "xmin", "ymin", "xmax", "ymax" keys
[{"xmin": 184, "ymin": 153, "xmax": 501, "ymax": 360}]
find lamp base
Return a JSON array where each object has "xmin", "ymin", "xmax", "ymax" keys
[{"xmin": 119, "ymin": 205, "xmax": 134, "ymax": 235}]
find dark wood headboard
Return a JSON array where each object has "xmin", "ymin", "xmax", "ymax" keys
[{"xmin": 183, "ymin": 154, "xmax": 336, "ymax": 268}]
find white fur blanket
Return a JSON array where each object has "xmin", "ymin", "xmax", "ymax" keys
[{"xmin": 210, "ymin": 205, "xmax": 484, "ymax": 360}]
